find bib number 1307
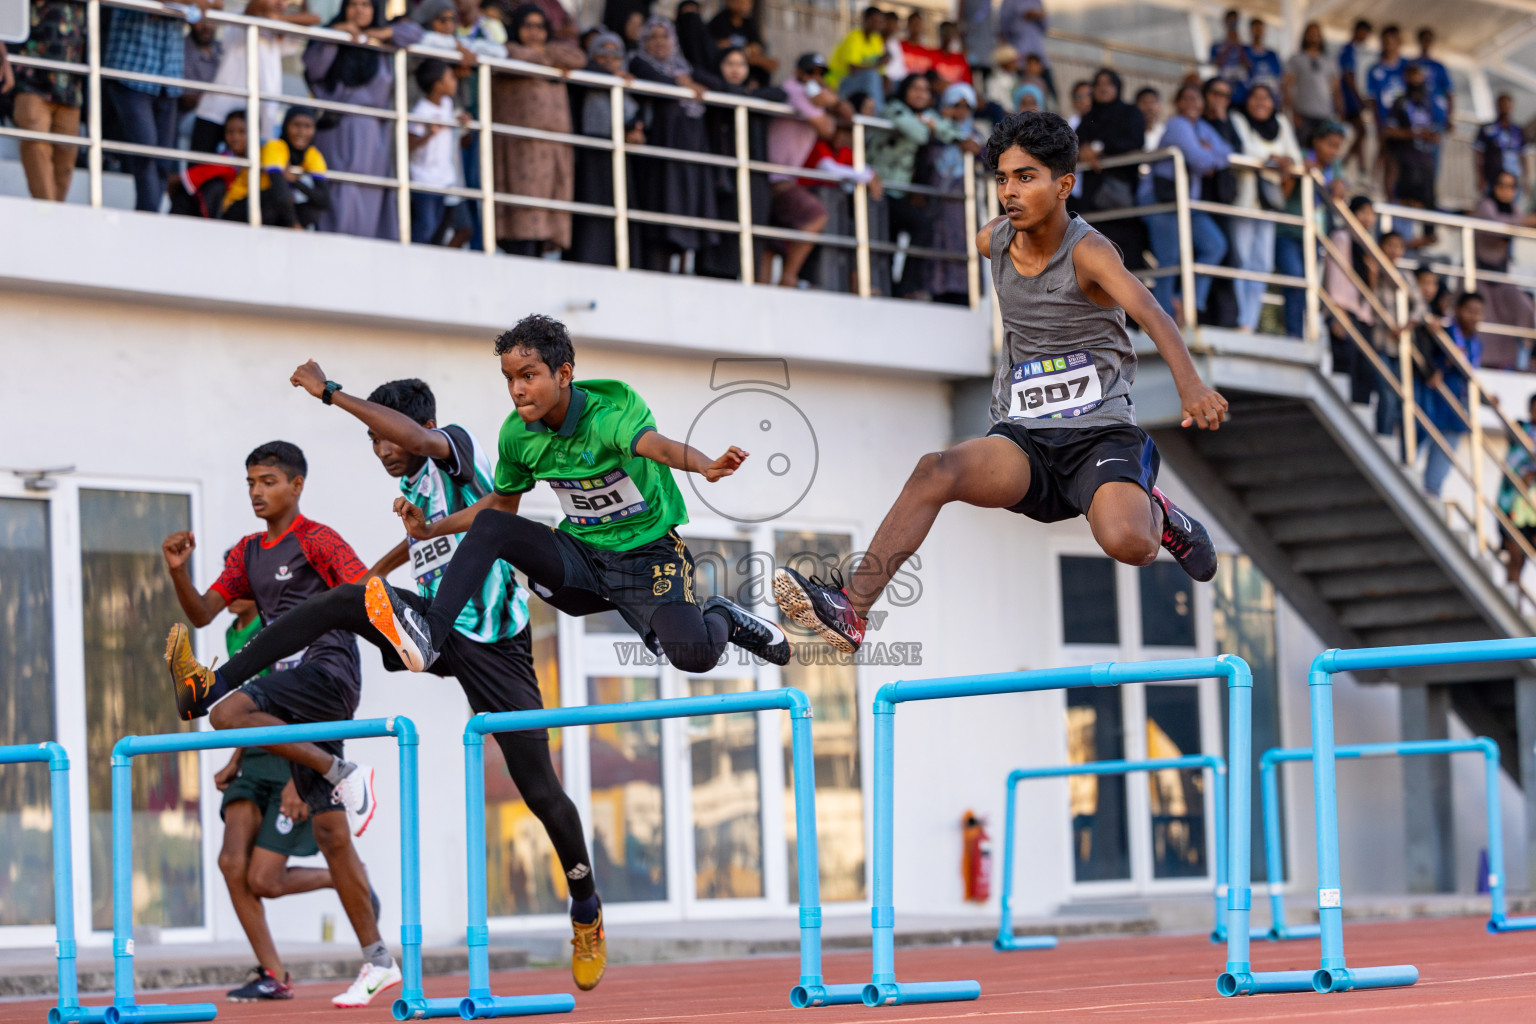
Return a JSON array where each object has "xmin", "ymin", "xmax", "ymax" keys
[{"xmin": 1007, "ymin": 350, "xmax": 1104, "ymax": 420}]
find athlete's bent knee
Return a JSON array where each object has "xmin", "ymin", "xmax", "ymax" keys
[
  {"xmin": 663, "ymin": 642, "xmax": 721, "ymax": 674},
  {"xmin": 208, "ymin": 695, "xmax": 253, "ymax": 731},
  {"xmin": 1101, "ymin": 530, "xmax": 1159, "ymax": 566},
  {"xmin": 218, "ymin": 849, "xmax": 249, "ymax": 881},
  {"xmin": 907, "ymin": 451, "xmax": 958, "ymax": 497},
  {"xmin": 247, "ymin": 863, "xmax": 285, "ymax": 900},
  {"xmin": 310, "ymin": 812, "xmax": 350, "ymax": 854}
]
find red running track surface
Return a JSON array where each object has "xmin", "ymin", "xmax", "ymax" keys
[{"xmin": 4, "ymin": 917, "xmax": 1534, "ymax": 1023}]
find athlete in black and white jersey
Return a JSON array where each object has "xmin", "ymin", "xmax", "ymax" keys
[{"xmin": 774, "ymin": 111, "xmax": 1230, "ymax": 652}]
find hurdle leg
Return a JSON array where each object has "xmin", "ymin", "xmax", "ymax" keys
[{"xmin": 993, "ymin": 772, "xmax": 1056, "ymax": 952}]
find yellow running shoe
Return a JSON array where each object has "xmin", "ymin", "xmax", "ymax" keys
[
  {"xmin": 164, "ymin": 623, "xmax": 216, "ymax": 721},
  {"xmin": 570, "ymin": 910, "xmax": 607, "ymax": 992}
]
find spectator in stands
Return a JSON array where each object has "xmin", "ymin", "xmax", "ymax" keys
[
  {"xmin": 1383, "ymin": 62, "xmax": 1445, "ymax": 219},
  {"xmin": 9, "ymin": 0, "xmax": 86, "ymax": 202},
  {"xmin": 799, "ymin": 110, "xmax": 879, "ymax": 292},
  {"xmin": 628, "ymin": 15, "xmax": 719, "ymax": 272},
  {"xmin": 1230, "ymin": 83, "xmax": 1300, "ymax": 332},
  {"xmin": 881, "ymin": 11, "xmax": 906, "ymax": 85},
  {"xmin": 1275, "ymin": 121, "xmax": 1344, "ymax": 340},
  {"xmin": 181, "ymin": 20, "xmax": 224, "ymax": 139},
  {"xmin": 1020, "ymin": 53, "xmax": 1052, "ymax": 109},
  {"xmin": 1496, "ymin": 393, "xmax": 1536, "ymax": 594},
  {"xmin": 1136, "ymin": 86, "xmax": 1163, "ymax": 149},
  {"xmin": 1243, "ymin": 17, "xmax": 1281, "ymax": 102},
  {"xmin": 1413, "ymin": 27, "xmax": 1452, "ymax": 123},
  {"xmin": 983, "ymin": 45, "xmax": 1020, "ymax": 123},
  {"xmin": 959, "ymin": 0, "xmax": 996, "ymax": 85},
  {"xmin": 997, "ymin": 0, "xmax": 1047, "ymax": 94},
  {"xmin": 1417, "ymin": 263, "xmax": 1450, "ymax": 322},
  {"xmin": 1076, "ymin": 69, "xmax": 1143, "ymax": 213},
  {"xmin": 1367, "ymin": 24, "xmax": 1407, "ymax": 194},
  {"xmin": 869, "ymin": 73, "xmax": 954, "ymax": 298},
  {"xmin": 828, "ymin": 7, "xmax": 887, "ymax": 103},
  {"xmin": 925, "ymin": 81, "xmax": 982, "ymax": 303},
  {"xmin": 1140, "ymin": 81, "xmax": 1229, "ymax": 320},
  {"xmin": 105, "ymin": 0, "xmax": 222, "ymax": 212},
  {"xmin": 1199, "ymin": 76, "xmax": 1242, "ymax": 327},
  {"xmin": 1283, "ymin": 22, "xmax": 1338, "ymax": 147},
  {"xmin": 763, "ymin": 52, "xmax": 845, "ymax": 288},
  {"xmin": 305, "ymin": 0, "xmax": 399, "ymax": 239},
  {"xmin": 931, "ymin": 22, "xmax": 973, "ymax": 86},
  {"xmin": 1066, "ymin": 78, "xmax": 1091, "ymax": 130},
  {"xmin": 1337, "ymin": 18, "xmax": 1371, "ymax": 173},
  {"xmin": 1013, "ymin": 82, "xmax": 1043, "ymax": 113},
  {"xmin": 0, "ymin": 42, "xmax": 9, "ymax": 99},
  {"xmin": 601, "ymin": 0, "xmax": 649, "ymax": 40},
  {"xmin": 708, "ymin": 0, "xmax": 775, "ymax": 88},
  {"xmin": 700, "ymin": 45, "xmax": 784, "ymax": 280},
  {"xmin": 899, "ymin": 12, "xmax": 933, "ymax": 80},
  {"xmin": 181, "ymin": 109, "xmax": 247, "ymax": 219},
  {"xmin": 407, "ymin": 59, "xmax": 464, "ymax": 245},
  {"xmin": 1418, "ymin": 292, "xmax": 1484, "ymax": 497},
  {"xmin": 570, "ymin": 29, "xmax": 642, "ymax": 267},
  {"xmin": 1324, "ymin": 195, "xmax": 1376, "ymax": 405},
  {"xmin": 526, "ymin": 0, "xmax": 577, "ymax": 41},
  {"xmin": 1475, "ymin": 94, "xmax": 1526, "ymax": 198},
  {"xmin": 224, "ymin": 106, "xmax": 330, "ymax": 229},
  {"xmin": 193, "ymin": 0, "xmax": 316, "ymax": 154},
  {"xmin": 1209, "ymin": 8, "xmax": 1249, "ymax": 106},
  {"xmin": 1371, "ymin": 230, "xmax": 1410, "ymax": 436},
  {"xmin": 493, "ymin": 3, "xmax": 584, "ymax": 257},
  {"xmin": 1474, "ymin": 171, "xmax": 1536, "ymax": 370},
  {"xmin": 675, "ymin": 0, "xmax": 717, "ymax": 74}
]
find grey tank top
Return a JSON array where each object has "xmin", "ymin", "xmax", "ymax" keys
[{"xmin": 988, "ymin": 214, "xmax": 1137, "ymax": 429}]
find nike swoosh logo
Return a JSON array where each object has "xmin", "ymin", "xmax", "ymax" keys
[
  {"xmin": 366, "ymin": 978, "xmax": 385, "ymax": 994},
  {"xmin": 1096, "ymin": 458, "xmax": 1127, "ymax": 466},
  {"xmin": 355, "ymin": 785, "xmax": 369, "ymax": 815}
]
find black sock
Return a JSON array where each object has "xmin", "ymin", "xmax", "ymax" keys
[
  {"xmin": 205, "ymin": 669, "xmax": 233, "ymax": 705},
  {"xmin": 570, "ymin": 894, "xmax": 600, "ymax": 924}
]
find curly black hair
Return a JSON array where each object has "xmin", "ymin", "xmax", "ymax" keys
[
  {"xmin": 984, "ymin": 111, "xmax": 1078, "ymax": 178},
  {"xmin": 367, "ymin": 378, "xmax": 436, "ymax": 426},
  {"xmin": 246, "ymin": 441, "xmax": 307, "ymax": 480},
  {"xmin": 493, "ymin": 314, "xmax": 575, "ymax": 373}
]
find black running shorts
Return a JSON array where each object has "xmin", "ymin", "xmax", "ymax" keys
[
  {"xmin": 987, "ymin": 422, "xmax": 1160, "ymax": 524},
  {"xmin": 239, "ymin": 661, "xmax": 359, "ymax": 815},
  {"xmin": 538, "ymin": 528, "xmax": 698, "ymax": 640}
]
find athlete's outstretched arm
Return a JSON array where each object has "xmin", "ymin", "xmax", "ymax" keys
[
  {"xmin": 395, "ymin": 490, "xmax": 522, "ymax": 541},
  {"xmin": 633, "ymin": 431, "xmax": 748, "ymax": 481},
  {"xmin": 1074, "ymin": 234, "xmax": 1229, "ymax": 430},
  {"xmin": 291, "ymin": 360, "xmax": 453, "ymax": 460},
  {"xmin": 162, "ymin": 531, "xmax": 228, "ymax": 627}
]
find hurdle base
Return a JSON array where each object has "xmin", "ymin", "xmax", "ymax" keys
[
  {"xmin": 105, "ymin": 1003, "xmax": 218, "ymax": 1024},
  {"xmin": 1270, "ymin": 922, "xmax": 1320, "ymax": 941},
  {"xmin": 1216, "ymin": 969, "xmax": 1316, "ymax": 996},
  {"xmin": 789, "ymin": 983, "xmax": 867, "ymax": 1007},
  {"xmin": 458, "ymin": 994, "xmax": 576, "ymax": 1018},
  {"xmin": 49, "ymin": 1006, "xmax": 113, "ymax": 1024},
  {"xmin": 1312, "ymin": 964, "xmax": 1419, "ymax": 993},
  {"xmin": 860, "ymin": 980, "xmax": 981, "ymax": 1007},
  {"xmin": 992, "ymin": 933, "xmax": 1058, "ymax": 952},
  {"xmin": 1488, "ymin": 914, "xmax": 1536, "ymax": 933},
  {"xmin": 393, "ymin": 996, "xmax": 473, "ymax": 1020}
]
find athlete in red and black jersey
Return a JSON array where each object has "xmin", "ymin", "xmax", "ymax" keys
[{"xmin": 161, "ymin": 441, "xmax": 403, "ymax": 1007}]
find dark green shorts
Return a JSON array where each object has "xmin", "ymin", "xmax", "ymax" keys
[{"xmin": 220, "ymin": 769, "xmax": 320, "ymax": 858}]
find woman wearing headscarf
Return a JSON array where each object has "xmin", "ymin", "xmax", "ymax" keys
[
  {"xmin": 1231, "ymin": 83, "xmax": 1301, "ymax": 330},
  {"xmin": 1474, "ymin": 170, "xmax": 1536, "ymax": 368},
  {"xmin": 626, "ymin": 15, "xmax": 719, "ymax": 272},
  {"xmin": 1074, "ymin": 68, "xmax": 1146, "ymax": 272},
  {"xmin": 569, "ymin": 29, "xmax": 644, "ymax": 266},
  {"xmin": 868, "ymin": 73, "xmax": 963, "ymax": 298},
  {"xmin": 304, "ymin": 0, "xmax": 399, "ymax": 238},
  {"xmin": 696, "ymin": 45, "xmax": 784, "ymax": 280},
  {"xmin": 491, "ymin": 3, "xmax": 584, "ymax": 256},
  {"xmin": 673, "ymin": 0, "xmax": 717, "ymax": 75}
]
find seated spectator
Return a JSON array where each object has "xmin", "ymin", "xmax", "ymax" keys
[
  {"xmin": 708, "ymin": 0, "xmax": 775, "ymax": 87},
  {"xmin": 1139, "ymin": 82, "xmax": 1230, "ymax": 319},
  {"xmin": 1283, "ymin": 21, "xmax": 1337, "ymax": 147},
  {"xmin": 869, "ymin": 73, "xmax": 963, "ymax": 299},
  {"xmin": 1209, "ymin": 9, "xmax": 1249, "ymax": 105},
  {"xmin": 763, "ymin": 52, "xmax": 845, "ymax": 287},
  {"xmin": 1418, "ymin": 293, "xmax": 1484, "ymax": 497},
  {"xmin": 829, "ymin": 6, "xmax": 887, "ymax": 104},
  {"xmin": 1475, "ymin": 94, "xmax": 1526, "ymax": 198},
  {"xmin": 628, "ymin": 15, "xmax": 719, "ymax": 272},
  {"xmin": 1383, "ymin": 61, "xmax": 1445, "ymax": 218},
  {"xmin": 408, "ymin": 59, "xmax": 467, "ymax": 245},
  {"xmin": 305, "ymin": 0, "xmax": 399, "ymax": 239},
  {"xmin": 899, "ymin": 12, "xmax": 934, "ymax": 80},
  {"xmin": 1474, "ymin": 171, "xmax": 1536, "ymax": 370},
  {"xmin": 1230, "ymin": 83, "xmax": 1300, "ymax": 331},
  {"xmin": 1243, "ymin": 17, "xmax": 1281, "ymax": 102},
  {"xmin": 1013, "ymin": 83, "xmax": 1044, "ymax": 113},
  {"xmin": 570, "ymin": 29, "xmax": 642, "ymax": 267},
  {"xmin": 925, "ymin": 82, "xmax": 983, "ymax": 304},
  {"xmin": 224, "ymin": 106, "xmax": 331, "ymax": 229},
  {"xmin": 180, "ymin": 110, "xmax": 248, "ymax": 218},
  {"xmin": 193, "ymin": 0, "xmax": 315, "ymax": 154},
  {"xmin": 1338, "ymin": 19, "xmax": 1371, "ymax": 173},
  {"xmin": 983, "ymin": 45, "xmax": 1021, "ymax": 123},
  {"xmin": 1020, "ymin": 54, "xmax": 1053, "ymax": 109},
  {"xmin": 931, "ymin": 22, "xmax": 973, "ymax": 85},
  {"xmin": 1066, "ymin": 78, "xmax": 1091, "ymax": 130},
  {"xmin": 492, "ymin": 3, "xmax": 584, "ymax": 257},
  {"xmin": 1136, "ymin": 86, "xmax": 1163, "ymax": 148},
  {"xmin": 9, "ymin": 0, "xmax": 86, "ymax": 202}
]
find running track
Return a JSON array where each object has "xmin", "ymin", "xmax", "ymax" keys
[{"xmin": 5, "ymin": 917, "xmax": 1534, "ymax": 1023}]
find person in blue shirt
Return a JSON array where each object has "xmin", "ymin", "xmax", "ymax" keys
[
  {"xmin": 1384, "ymin": 61, "xmax": 1446, "ymax": 216},
  {"xmin": 1418, "ymin": 292, "xmax": 1484, "ymax": 496},
  {"xmin": 1244, "ymin": 17, "xmax": 1282, "ymax": 104},
  {"xmin": 1209, "ymin": 8, "xmax": 1249, "ymax": 106},
  {"xmin": 1139, "ymin": 81, "xmax": 1231, "ymax": 318},
  {"xmin": 1338, "ymin": 18, "xmax": 1372, "ymax": 173},
  {"xmin": 1412, "ymin": 27, "xmax": 1453, "ymax": 123},
  {"xmin": 1366, "ymin": 24, "xmax": 1407, "ymax": 195},
  {"xmin": 1475, "ymin": 93, "xmax": 1527, "ymax": 196}
]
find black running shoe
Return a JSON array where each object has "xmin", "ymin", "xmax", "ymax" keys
[
  {"xmin": 1153, "ymin": 487, "xmax": 1217, "ymax": 582},
  {"xmin": 703, "ymin": 596, "xmax": 792, "ymax": 666},
  {"xmin": 226, "ymin": 966, "xmax": 293, "ymax": 1002},
  {"xmin": 772, "ymin": 566, "xmax": 867, "ymax": 654},
  {"xmin": 365, "ymin": 576, "xmax": 439, "ymax": 671}
]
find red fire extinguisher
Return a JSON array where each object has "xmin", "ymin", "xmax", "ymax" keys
[{"xmin": 962, "ymin": 810, "xmax": 991, "ymax": 902}]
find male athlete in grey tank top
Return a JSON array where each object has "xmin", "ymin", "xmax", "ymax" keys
[{"xmin": 772, "ymin": 111, "xmax": 1230, "ymax": 656}]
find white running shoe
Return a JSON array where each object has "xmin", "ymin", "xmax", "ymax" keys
[
  {"xmin": 331, "ymin": 960, "xmax": 402, "ymax": 1008},
  {"xmin": 331, "ymin": 764, "xmax": 378, "ymax": 837}
]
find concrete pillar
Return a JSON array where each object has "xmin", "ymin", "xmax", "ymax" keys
[
  {"xmin": 1515, "ymin": 678, "xmax": 1536, "ymax": 892},
  {"xmin": 1400, "ymin": 685, "xmax": 1454, "ymax": 892}
]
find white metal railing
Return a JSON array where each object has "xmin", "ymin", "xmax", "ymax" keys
[{"xmin": 0, "ymin": 0, "xmax": 982, "ymax": 304}]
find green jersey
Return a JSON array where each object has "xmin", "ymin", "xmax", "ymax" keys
[
  {"xmin": 493, "ymin": 380, "xmax": 688, "ymax": 551},
  {"xmin": 403, "ymin": 424, "xmax": 529, "ymax": 643}
]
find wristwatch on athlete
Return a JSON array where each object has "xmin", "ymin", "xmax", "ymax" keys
[{"xmin": 321, "ymin": 380, "xmax": 344, "ymax": 405}]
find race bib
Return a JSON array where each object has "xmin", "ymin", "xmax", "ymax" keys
[
  {"xmin": 409, "ymin": 512, "xmax": 458, "ymax": 586},
  {"xmin": 550, "ymin": 470, "xmax": 649, "ymax": 526},
  {"xmin": 1007, "ymin": 350, "xmax": 1104, "ymax": 420}
]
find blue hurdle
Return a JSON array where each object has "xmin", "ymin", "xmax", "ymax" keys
[
  {"xmin": 96, "ymin": 718, "xmax": 422, "ymax": 1024},
  {"xmin": 0, "ymin": 742, "xmax": 101, "ymax": 1024},
  {"xmin": 868, "ymin": 655, "xmax": 1313, "ymax": 1005},
  {"xmin": 1260, "ymin": 736, "xmax": 1536, "ymax": 941},
  {"xmin": 394, "ymin": 687, "xmax": 864, "ymax": 1020},
  {"xmin": 993, "ymin": 754, "xmax": 1236, "ymax": 952}
]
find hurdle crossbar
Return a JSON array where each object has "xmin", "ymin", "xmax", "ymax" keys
[
  {"xmin": 994, "ymin": 754, "xmax": 1238, "ymax": 952},
  {"xmin": 1261, "ymin": 735, "xmax": 1535, "ymax": 941},
  {"xmin": 100, "ymin": 717, "xmax": 421, "ymax": 1024},
  {"xmin": 395, "ymin": 686, "xmax": 862, "ymax": 1020}
]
